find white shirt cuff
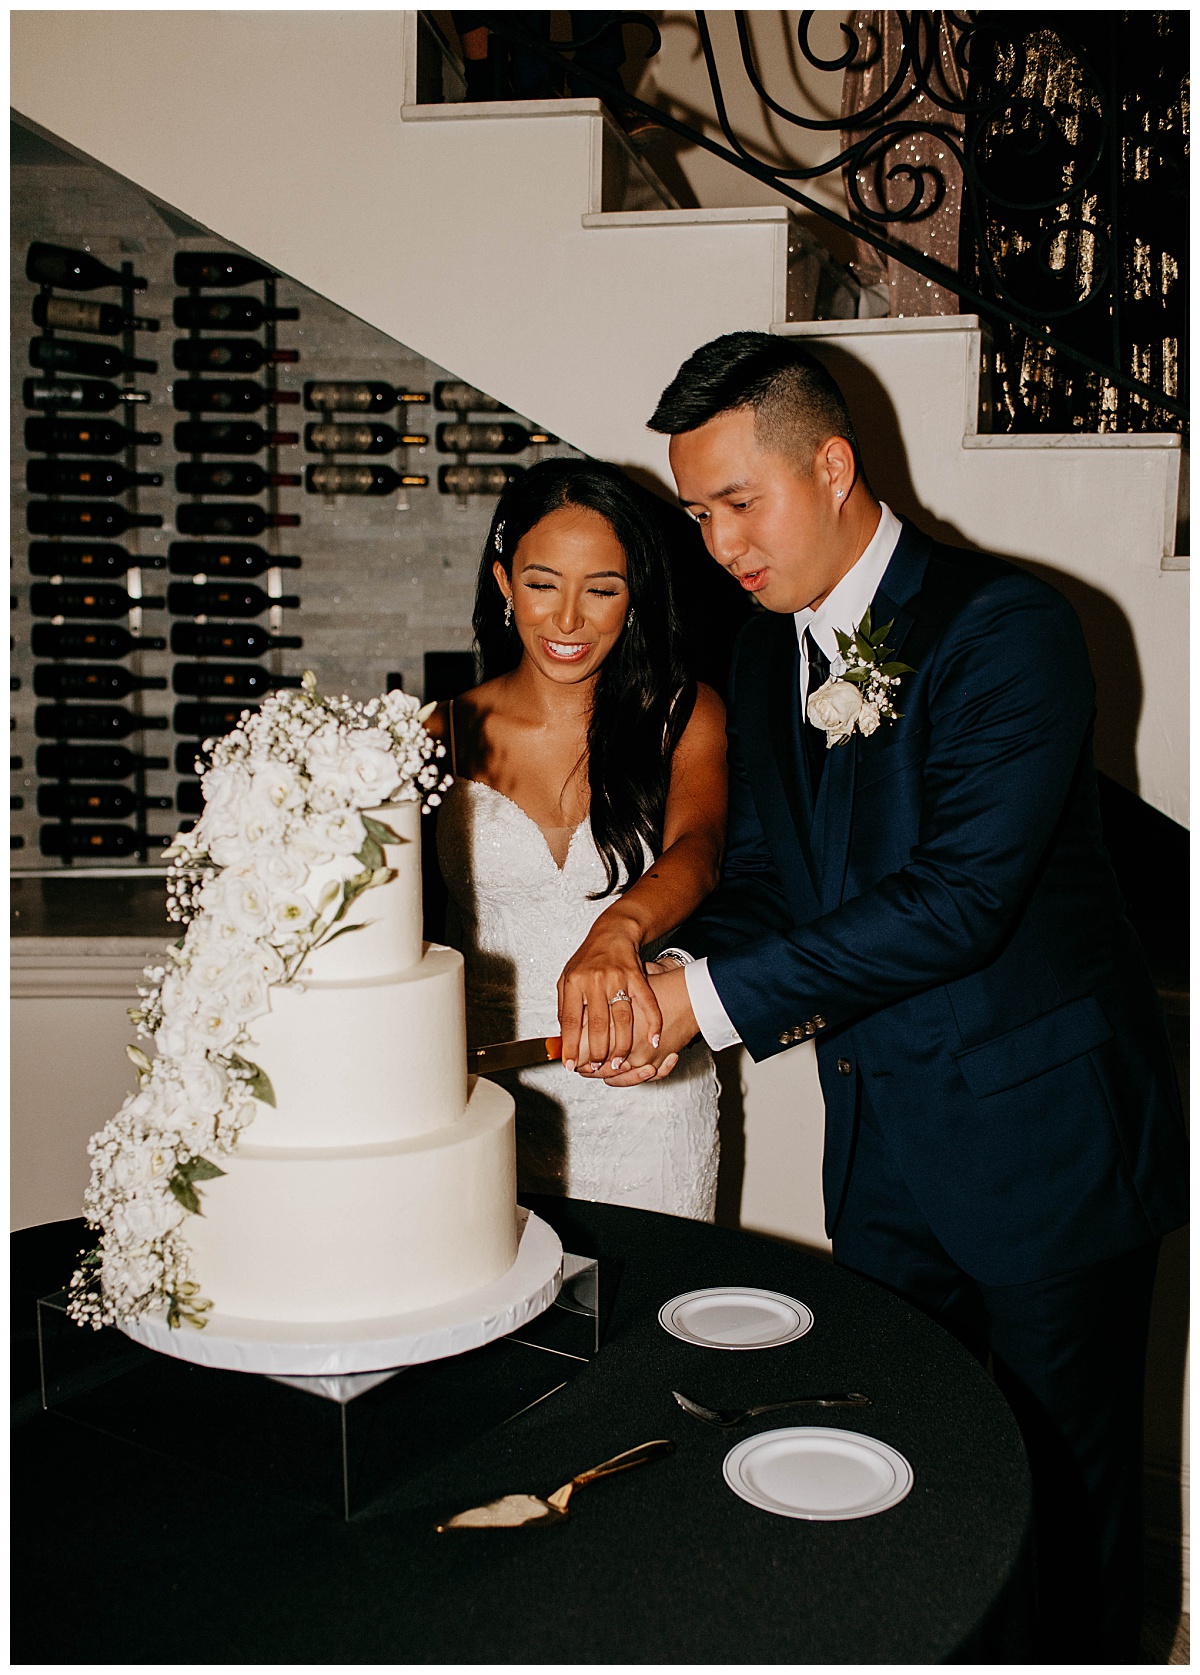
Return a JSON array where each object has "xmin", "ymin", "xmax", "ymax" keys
[{"xmin": 682, "ymin": 956, "xmax": 742, "ymax": 1052}]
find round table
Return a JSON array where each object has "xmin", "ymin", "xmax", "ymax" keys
[{"xmin": 12, "ymin": 1198, "xmax": 1032, "ymax": 1663}]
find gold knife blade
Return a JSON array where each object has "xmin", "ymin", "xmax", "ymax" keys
[{"xmin": 470, "ymin": 1035, "xmax": 563, "ymax": 1074}]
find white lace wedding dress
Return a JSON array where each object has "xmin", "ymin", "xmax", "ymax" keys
[{"xmin": 437, "ymin": 776, "xmax": 720, "ymax": 1221}]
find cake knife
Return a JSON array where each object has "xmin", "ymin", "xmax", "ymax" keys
[{"xmin": 470, "ymin": 1035, "xmax": 563, "ymax": 1074}]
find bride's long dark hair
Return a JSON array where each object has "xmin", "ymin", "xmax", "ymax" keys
[{"xmin": 473, "ymin": 458, "xmax": 696, "ymax": 899}]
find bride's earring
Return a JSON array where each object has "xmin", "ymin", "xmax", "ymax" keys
[
  {"xmin": 626, "ymin": 607, "xmax": 635, "ymax": 628},
  {"xmin": 503, "ymin": 596, "xmax": 514, "ymax": 629}
]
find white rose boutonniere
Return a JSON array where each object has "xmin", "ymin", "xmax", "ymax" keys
[{"xmin": 807, "ymin": 609, "xmax": 914, "ymax": 748}]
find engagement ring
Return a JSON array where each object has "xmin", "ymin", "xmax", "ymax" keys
[{"xmin": 609, "ymin": 990, "xmax": 632, "ymax": 1005}]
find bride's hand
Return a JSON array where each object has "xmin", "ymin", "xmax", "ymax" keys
[{"xmin": 557, "ymin": 915, "xmax": 662, "ymax": 1076}]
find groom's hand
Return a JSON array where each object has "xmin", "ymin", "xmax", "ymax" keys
[{"xmin": 585, "ymin": 965, "xmax": 698, "ymax": 1087}]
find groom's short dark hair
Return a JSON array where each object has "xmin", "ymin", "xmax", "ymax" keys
[{"xmin": 648, "ymin": 331, "xmax": 860, "ymax": 473}]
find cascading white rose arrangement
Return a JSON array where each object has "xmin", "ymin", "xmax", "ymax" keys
[{"xmin": 67, "ymin": 673, "xmax": 451, "ymax": 1332}]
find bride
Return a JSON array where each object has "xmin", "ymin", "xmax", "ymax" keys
[{"xmin": 429, "ymin": 458, "xmax": 727, "ymax": 1220}]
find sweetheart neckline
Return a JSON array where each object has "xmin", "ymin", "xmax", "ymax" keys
[{"xmin": 452, "ymin": 776, "xmax": 589, "ymax": 874}]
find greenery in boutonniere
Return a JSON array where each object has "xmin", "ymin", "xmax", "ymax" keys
[{"xmin": 807, "ymin": 609, "xmax": 915, "ymax": 747}]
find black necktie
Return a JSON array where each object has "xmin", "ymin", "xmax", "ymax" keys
[{"xmin": 803, "ymin": 630, "xmax": 830, "ymax": 794}]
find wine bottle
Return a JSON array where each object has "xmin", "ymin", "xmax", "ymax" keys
[
  {"xmin": 172, "ymin": 296, "xmax": 300, "ymax": 331},
  {"xmin": 304, "ymin": 422, "xmax": 428, "ymax": 454},
  {"xmin": 12, "ymin": 835, "xmax": 25, "ymax": 850},
  {"xmin": 168, "ymin": 543, "xmax": 301, "ymax": 578},
  {"xmin": 304, "ymin": 381, "xmax": 396, "ymax": 415},
  {"xmin": 38, "ymin": 784, "xmax": 173, "ymax": 818},
  {"xmin": 173, "ymin": 380, "xmax": 301, "ymax": 414},
  {"xmin": 40, "ymin": 824, "xmax": 171, "ymax": 858},
  {"xmin": 173, "ymin": 421, "xmax": 299, "ymax": 455},
  {"xmin": 35, "ymin": 705, "xmax": 171, "ymax": 739},
  {"xmin": 174, "ymin": 504, "xmax": 301, "ymax": 537},
  {"xmin": 12, "ymin": 756, "xmax": 24, "ymax": 770},
  {"xmin": 176, "ymin": 742, "xmax": 203, "ymax": 776},
  {"xmin": 173, "ymin": 252, "xmax": 275, "ymax": 287},
  {"xmin": 438, "ymin": 464, "xmax": 525, "ymax": 496},
  {"xmin": 32, "ymin": 295, "xmax": 159, "ymax": 336},
  {"xmin": 33, "ymin": 624, "xmax": 167, "ymax": 659},
  {"xmin": 27, "ymin": 242, "xmax": 147, "ymax": 292},
  {"xmin": 30, "ymin": 583, "xmax": 164, "ymax": 619},
  {"xmin": 433, "ymin": 381, "xmax": 510, "ymax": 414},
  {"xmin": 173, "ymin": 339, "xmax": 299, "ymax": 374},
  {"xmin": 30, "ymin": 338, "xmax": 157, "ymax": 378},
  {"xmin": 12, "ymin": 796, "xmax": 24, "ymax": 811},
  {"xmin": 172, "ymin": 665, "xmax": 303, "ymax": 699},
  {"xmin": 173, "ymin": 702, "xmax": 260, "ymax": 736},
  {"xmin": 37, "ymin": 744, "xmax": 169, "ymax": 779},
  {"xmin": 26, "ymin": 460, "xmax": 164, "ymax": 496},
  {"xmin": 34, "ymin": 665, "xmax": 169, "ymax": 700},
  {"xmin": 437, "ymin": 421, "xmax": 555, "ymax": 454},
  {"xmin": 305, "ymin": 464, "xmax": 428, "ymax": 495},
  {"xmin": 167, "ymin": 583, "xmax": 298, "ymax": 618},
  {"xmin": 174, "ymin": 463, "xmax": 302, "ymax": 496},
  {"xmin": 170, "ymin": 622, "xmax": 302, "ymax": 658},
  {"xmin": 25, "ymin": 417, "xmax": 161, "ymax": 454},
  {"xmin": 28, "ymin": 503, "xmax": 164, "ymax": 538},
  {"xmin": 24, "ymin": 377, "xmax": 150, "ymax": 412},
  {"xmin": 177, "ymin": 780, "xmax": 204, "ymax": 814},
  {"xmin": 28, "ymin": 543, "xmax": 167, "ymax": 580}
]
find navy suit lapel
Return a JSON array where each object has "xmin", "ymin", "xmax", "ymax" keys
[{"xmin": 738, "ymin": 615, "xmax": 821, "ymax": 914}]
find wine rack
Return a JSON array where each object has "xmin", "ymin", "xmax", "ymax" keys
[
  {"xmin": 433, "ymin": 381, "xmax": 554, "ymax": 503},
  {"xmin": 22, "ymin": 242, "xmax": 167, "ymax": 863},
  {"xmin": 302, "ymin": 381, "xmax": 431, "ymax": 508},
  {"xmin": 171, "ymin": 254, "xmax": 303, "ymax": 821}
]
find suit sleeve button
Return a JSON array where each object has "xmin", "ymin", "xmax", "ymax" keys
[
  {"xmin": 804, "ymin": 1022, "xmax": 816, "ymax": 1038},
  {"xmin": 813, "ymin": 1015, "xmax": 826, "ymax": 1030},
  {"xmin": 837, "ymin": 1058, "xmax": 853, "ymax": 1076},
  {"xmin": 778, "ymin": 1032, "xmax": 792, "ymax": 1046}
]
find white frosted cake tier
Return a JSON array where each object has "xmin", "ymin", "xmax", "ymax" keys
[
  {"xmin": 243, "ymin": 944, "xmax": 467, "ymax": 1149},
  {"xmin": 182, "ymin": 1076, "xmax": 517, "ymax": 1324},
  {"xmin": 297, "ymin": 798, "xmax": 422, "ymax": 982}
]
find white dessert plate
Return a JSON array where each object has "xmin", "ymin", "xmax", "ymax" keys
[
  {"xmin": 723, "ymin": 1426, "xmax": 914, "ymax": 1521},
  {"xmin": 657, "ymin": 1286, "xmax": 813, "ymax": 1350},
  {"xmin": 120, "ymin": 1208, "xmax": 563, "ymax": 1378}
]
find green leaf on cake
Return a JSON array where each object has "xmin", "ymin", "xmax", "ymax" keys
[
  {"xmin": 185, "ymin": 1156, "xmax": 227, "ymax": 1183},
  {"xmin": 361, "ymin": 813, "xmax": 401, "ymax": 846},
  {"xmin": 227, "ymin": 1053, "xmax": 276, "ymax": 1106},
  {"xmin": 319, "ymin": 921, "xmax": 370, "ymax": 947},
  {"xmin": 126, "ymin": 1044, "xmax": 153, "ymax": 1081},
  {"xmin": 355, "ymin": 835, "xmax": 384, "ymax": 873},
  {"xmin": 169, "ymin": 1174, "xmax": 202, "ymax": 1216}
]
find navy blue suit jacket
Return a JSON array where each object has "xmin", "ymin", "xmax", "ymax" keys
[{"xmin": 681, "ymin": 518, "xmax": 1187, "ymax": 1285}]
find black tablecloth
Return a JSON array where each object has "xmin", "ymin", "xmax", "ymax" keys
[{"xmin": 12, "ymin": 1200, "xmax": 1032, "ymax": 1663}]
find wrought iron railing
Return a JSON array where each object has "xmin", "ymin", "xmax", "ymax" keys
[{"xmin": 421, "ymin": 11, "xmax": 1187, "ymax": 431}]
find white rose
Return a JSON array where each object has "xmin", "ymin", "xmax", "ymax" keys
[
  {"xmin": 111, "ymin": 1135, "xmax": 174, "ymax": 1194},
  {"xmin": 289, "ymin": 823, "xmax": 336, "ymax": 867},
  {"xmin": 156, "ymin": 1007, "xmax": 204, "ymax": 1061},
  {"xmin": 218, "ymin": 870, "xmax": 272, "ymax": 934},
  {"xmin": 249, "ymin": 760, "xmax": 305, "ymax": 813},
  {"xmin": 207, "ymin": 827, "xmax": 254, "ymax": 869},
  {"xmin": 111, "ymin": 1193, "xmax": 183, "ymax": 1245},
  {"xmin": 258, "ymin": 848, "xmax": 309, "ymax": 893},
  {"xmin": 307, "ymin": 769, "xmax": 357, "ymax": 814},
  {"xmin": 315, "ymin": 808, "xmax": 367, "ymax": 856},
  {"xmin": 176, "ymin": 1057, "xmax": 228, "ymax": 1121},
  {"xmin": 191, "ymin": 994, "xmax": 244, "ymax": 1052},
  {"xmin": 220, "ymin": 959, "xmax": 271, "ymax": 1024},
  {"xmin": 856, "ymin": 700, "xmax": 882, "ymax": 738},
  {"xmin": 270, "ymin": 893, "xmax": 313, "ymax": 940},
  {"xmin": 344, "ymin": 733, "xmax": 402, "ymax": 806},
  {"xmin": 807, "ymin": 677, "xmax": 862, "ymax": 746},
  {"xmin": 103, "ymin": 1243, "xmax": 165, "ymax": 1306}
]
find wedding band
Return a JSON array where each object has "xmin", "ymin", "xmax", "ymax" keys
[{"xmin": 608, "ymin": 990, "xmax": 632, "ymax": 1005}]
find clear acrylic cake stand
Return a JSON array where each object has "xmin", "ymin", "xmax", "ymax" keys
[{"xmin": 37, "ymin": 1213, "xmax": 602, "ymax": 1519}]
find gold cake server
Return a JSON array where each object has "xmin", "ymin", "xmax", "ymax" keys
[
  {"xmin": 469, "ymin": 1035, "xmax": 563, "ymax": 1074},
  {"xmin": 436, "ymin": 1439, "xmax": 674, "ymax": 1530}
]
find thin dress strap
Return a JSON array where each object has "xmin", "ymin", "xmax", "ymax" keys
[{"xmin": 448, "ymin": 698, "xmax": 458, "ymax": 777}]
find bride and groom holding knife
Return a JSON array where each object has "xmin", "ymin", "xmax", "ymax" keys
[{"xmin": 429, "ymin": 330, "xmax": 1186, "ymax": 1661}]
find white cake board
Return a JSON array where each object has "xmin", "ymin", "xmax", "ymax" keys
[{"xmin": 120, "ymin": 1208, "xmax": 564, "ymax": 1379}]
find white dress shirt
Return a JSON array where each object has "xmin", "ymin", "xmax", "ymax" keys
[{"xmin": 678, "ymin": 502, "xmax": 904, "ymax": 1051}]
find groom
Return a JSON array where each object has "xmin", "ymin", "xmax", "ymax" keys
[{"xmin": 621, "ymin": 332, "xmax": 1187, "ymax": 1659}]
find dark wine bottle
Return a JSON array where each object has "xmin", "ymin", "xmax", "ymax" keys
[
  {"xmin": 28, "ymin": 542, "xmax": 166, "ymax": 579},
  {"xmin": 26, "ymin": 460, "xmax": 164, "ymax": 496},
  {"xmin": 176, "ymin": 742, "xmax": 203, "ymax": 776},
  {"xmin": 40, "ymin": 824, "xmax": 171, "ymax": 858},
  {"xmin": 37, "ymin": 744, "xmax": 169, "ymax": 779},
  {"xmin": 32, "ymin": 295, "xmax": 159, "ymax": 336},
  {"xmin": 177, "ymin": 780, "xmax": 205, "ymax": 814},
  {"xmin": 33, "ymin": 624, "xmax": 166, "ymax": 659},
  {"xmin": 173, "ymin": 379, "xmax": 301, "ymax": 414},
  {"xmin": 173, "ymin": 252, "xmax": 275, "ymax": 287},
  {"xmin": 305, "ymin": 464, "xmax": 428, "ymax": 495},
  {"xmin": 30, "ymin": 338, "xmax": 157, "ymax": 378},
  {"xmin": 12, "ymin": 756, "xmax": 24, "ymax": 770},
  {"xmin": 34, "ymin": 665, "xmax": 169, "ymax": 699},
  {"xmin": 173, "ymin": 339, "xmax": 299, "ymax": 373},
  {"xmin": 436, "ymin": 421, "xmax": 554, "ymax": 453},
  {"xmin": 433, "ymin": 381, "xmax": 510, "ymax": 414},
  {"xmin": 172, "ymin": 665, "xmax": 302, "ymax": 699},
  {"xmin": 304, "ymin": 381, "xmax": 396, "ymax": 414},
  {"xmin": 172, "ymin": 296, "xmax": 300, "ymax": 331},
  {"xmin": 438, "ymin": 464, "xmax": 525, "ymax": 496},
  {"xmin": 174, "ymin": 504, "xmax": 301, "ymax": 537},
  {"xmin": 167, "ymin": 583, "xmax": 298, "ymax": 618},
  {"xmin": 170, "ymin": 622, "xmax": 302, "ymax": 658},
  {"xmin": 168, "ymin": 543, "xmax": 301, "ymax": 578},
  {"xmin": 35, "ymin": 705, "xmax": 171, "ymax": 740},
  {"xmin": 24, "ymin": 377, "xmax": 151, "ymax": 413},
  {"xmin": 12, "ymin": 796, "xmax": 24, "ymax": 810},
  {"xmin": 173, "ymin": 702, "xmax": 260, "ymax": 736},
  {"xmin": 305, "ymin": 422, "xmax": 428, "ymax": 454},
  {"xmin": 28, "ymin": 503, "xmax": 164, "ymax": 538},
  {"xmin": 173, "ymin": 421, "xmax": 299, "ymax": 455},
  {"xmin": 27, "ymin": 242, "xmax": 147, "ymax": 292},
  {"xmin": 12, "ymin": 835, "xmax": 25, "ymax": 850},
  {"xmin": 175, "ymin": 462, "xmax": 302, "ymax": 496},
  {"xmin": 38, "ymin": 784, "xmax": 173, "ymax": 818},
  {"xmin": 30, "ymin": 583, "xmax": 164, "ymax": 619},
  {"xmin": 25, "ymin": 417, "xmax": 161, "ymax": 454}
]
